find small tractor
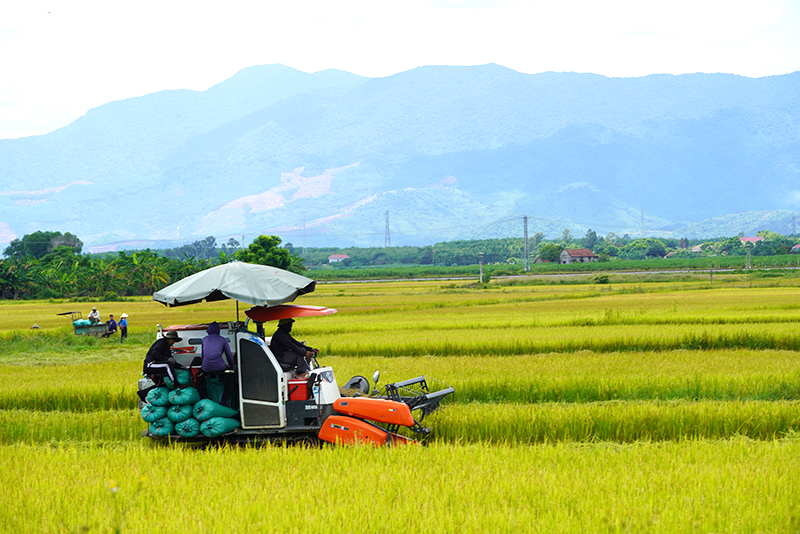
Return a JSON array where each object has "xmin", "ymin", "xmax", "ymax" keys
[{"xmin": 57, "ymin": 311, "xmax": 114, "ymax": 338}]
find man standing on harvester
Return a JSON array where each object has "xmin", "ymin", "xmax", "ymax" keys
[
  {"xmin": 199, "ymin": 321, "xmax": 236, "ymax": 406},
  {"xmin": 269, "ymin": 318, "xmax": 318, "ymax": 379}
]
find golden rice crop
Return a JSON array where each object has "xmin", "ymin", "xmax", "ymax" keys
[
  {"xmin": 428, "ymin": 400, "xmax": 800, "ymax": 443},
  {"xmin": 3, "ymin": 278, "xmax": 800, "ymax": 531},
  {"xmin": 2, "ymin": 439, "xmax": 800, "ymax": 533},
  {"xmin": 4, "ymin": 282, "xmax": 800, "ymax": 357},
  {"xmin": 4, "ymin": 399, "xmax": 800, "ymax": 446},
  {"xmin": 4, "ymin": 350, "xmax": 800, "ymax": 413},
  {"xmin": 0, "ymin": 409, "xmax": 141, "ymax": 444}
]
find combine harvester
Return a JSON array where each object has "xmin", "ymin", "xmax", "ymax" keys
[{"xmin": 139, "ymin": 262, "xmax": 453, "ymax": 446}]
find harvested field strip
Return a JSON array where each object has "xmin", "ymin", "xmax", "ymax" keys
[
  {"xmin": 0, "ymin": 410, "xmax": 140, "ymax": 444},
  {"xmin": 3, "ymin": 351, "xmax": 800, "ymax": 411},
  {"xmin": 2, "ymin": 440, "xmax": 800, "ymax": 533},
  {"xmin": 323, "ymin": 327, "xmax": 800, "ymax": 356},
  {"xmin": 0, "ymin": 387, "xmax": 134, "ymax": 412},
  {"xmin": 428, "ymin": 401, "xmax": 800, "ymax": 443},
  {"xmin": 4, "ymin": 400, "xmax": 800, "ymax": 445}
]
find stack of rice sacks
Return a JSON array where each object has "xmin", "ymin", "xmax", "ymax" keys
[{"xmin": 140, "ymin": 369, "xmax": 240, "ymax": 438}]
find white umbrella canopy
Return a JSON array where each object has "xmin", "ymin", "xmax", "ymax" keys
[{"xmin": 152, "ymin": 262, "xmax": 316, "ymax": 307}]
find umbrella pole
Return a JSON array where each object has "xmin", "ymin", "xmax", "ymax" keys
[{"xmin": 236, "ymin": 301, "xmax": 239, "ymax": 326}]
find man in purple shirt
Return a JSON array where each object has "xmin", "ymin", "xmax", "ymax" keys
[{"xmin": 199, "ymin": 321, "xmax": 236, "ymax": 406}]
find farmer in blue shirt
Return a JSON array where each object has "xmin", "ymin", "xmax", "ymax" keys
[
  {"xmin": 199, "ymin": 321, "xmax": 236, "ymax": 406},
  {"xmin": 118, "ymin": 313, "xmax": 128, "ymax": 343},
  {"xmin": 106, "ymin": 314, "xmax": 117, "ymax": 334}
]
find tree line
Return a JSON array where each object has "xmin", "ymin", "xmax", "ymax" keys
[
  {"xmin": 0, "ymin": 233, "xmax": 304, "ymax": 300},
  {"xmin": 299, "ymin": 230, "xmax": 800, "ymax": 268},
  {"xmin": 3, "ymin": 229, "xmax": 798, "ymax": 300}
]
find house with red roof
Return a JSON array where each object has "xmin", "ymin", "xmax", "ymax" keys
[
  {"xmin": 559, "ymin": 248, "xmax": 598, "ymax": 264},
  {"xmin": 328, "ymin": 254, "xmax": 350, "ymax": 264},
  {"xmin": 739, "ymin": 236, "xmax": 764, "ymax": 245}
]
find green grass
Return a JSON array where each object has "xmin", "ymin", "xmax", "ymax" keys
[
  {"xmin": 4, "ymin": 279, "xmax": 800, "ymax": 531},
  {"xmin": 2, "ymin": 439, "xmax": 800, "ymax": 533},
  {"xmin": 428, "ymin": 400, "xmax": 800, "ymax": 443},
  {"xmin": 3, "ymin": 350, "xmax": 800, "ymax": 413}
]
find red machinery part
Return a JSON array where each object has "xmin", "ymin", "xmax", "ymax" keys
[
  {"xmin": 245, "ymin": 304, "xmax": 337, "ymax": 322},
  {"xmin": 318, "ymin": 415, "xmax": 389, "ymax": 445},
  {"xmin": 332, "ymin": 397, "xmax": 415, "ymax": 427}
]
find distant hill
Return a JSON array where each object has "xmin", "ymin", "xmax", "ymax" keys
[{"xmin": 1, "ymin": 64, "xmax": 798, "ymax": 250}]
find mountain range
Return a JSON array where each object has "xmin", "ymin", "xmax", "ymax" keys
[{"xmin": 1, "ymin": 63, "xmax": 799, "ymax": 251}]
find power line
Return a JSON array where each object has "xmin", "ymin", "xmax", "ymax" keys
[
  {"xmin": 17, "ymin": 212, "xmax": 665, "ymax": 253},
  {"xmin": 523, "ymin": 215, "xmax": 529, "ymax": 272},
  {"xmin": 384, "ymin": 211, "xmax": 391, "ymax": 247}
]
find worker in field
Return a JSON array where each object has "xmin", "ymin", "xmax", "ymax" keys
[
  {"xmin": 106, "ymin": 314, "xmax": 117, "ymax": 334},
  {"xmin": 119, "ymin": 313, "xmax": 128, "ymax": 343},
  {"xmin": 142, "ymin": 331, "xmax": 183, "ymax": 386},
  {"xmin": 198, "ymin": 321, "xmax": 236, "ymax": 406},
  {"xmin": 88, "ymin": 307, "xmax": 100, "ymax": 324},
  {"xmin": 269, "ymin": 318, "xmax": 318, "ymax": 379}
]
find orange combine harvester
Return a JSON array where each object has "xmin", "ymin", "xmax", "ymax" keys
[{"xmin": 140, "ymin": 263, "xmax": 453, "ymax": 446}]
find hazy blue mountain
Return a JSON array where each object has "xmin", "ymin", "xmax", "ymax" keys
[{"xmin": 0, "ymin": 64, "xmax": 798, "ymax": 250}]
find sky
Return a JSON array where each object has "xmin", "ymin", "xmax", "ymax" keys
[{"xmin": 1, "ymin": 0, "xmax": 799, "ymax": 139}]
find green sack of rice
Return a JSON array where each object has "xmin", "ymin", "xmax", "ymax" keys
[
  {"xmin": 204, "ymin": 374, "xmax": 225, "ymax": 404},
  {"xmin": 146, "ymin": 387, "xmax": 171, "ymax": 407},
  {"xmin": 200, "ymin": 417, "xmax": 240, "ymax": 438},
  {"xmin": 193, "ymin": 399, "xmax": 239, "ymax": 422},
  {"xmin": 141, "ymin": 404, "xmax": 167, "ymax": 423},
  {"xmin": 164, "ymin": 369, "xmax": 191, "ymax": 389},
  {"xmin": 168, "ymin": 386, "xmax": 200, "ymax": 406},
  {"xmin": 167, "ymin": 404, "xmax": 194, "ymax": 423},
  {"xmin": 175, "ymin": 418, "xmax": 201, "ymax": 438},
  {"xmin": 149, "ymin": 417, "xmax": 174, "ymax": 437}
]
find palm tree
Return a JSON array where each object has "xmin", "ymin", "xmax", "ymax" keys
[{"xmin": 0, "ymin": 257, "xmax": 38, "ymax": 299}]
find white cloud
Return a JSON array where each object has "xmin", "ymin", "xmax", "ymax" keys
[{"xmin": 0, "ymin": 0, "xmax": 798, "ymax": 139}]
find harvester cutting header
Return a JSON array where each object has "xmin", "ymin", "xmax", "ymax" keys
[{"xmin": 138, "ymin": 262, "xmax": 453, "ymax": 445}]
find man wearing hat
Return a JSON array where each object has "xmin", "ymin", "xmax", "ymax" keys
[
  {"xmin": 269, "ymin": 318, "xmax": 319, "ymax": 379},
  {"xmin": 118, "ymin": 313, "xmax": 128, "ymax": 343},
  {"xmin": 88, "ymin": 307, "xmax": 100, "ymax": 324},
  {"xmin": 198, "ymin": 321, "xmax": 236, "ymax": 406},
  {"xmin": 142, "ymin": 330, "xmax": 183, "ymax": 385}
]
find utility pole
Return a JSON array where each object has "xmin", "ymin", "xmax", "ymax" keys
[
  {"xmin": 640, "ymin": 208, "xmax": 645, "ymax": 237},
  {"xmin": 745, "ymin": 241, "xmax": 751, "ymax": 270},
  {"xmin": 479, "ymin": 252, "xmax": 484, "ymax": 284},
  {"xmin": 523, "ymin": 216, "xmax": 529, "ymax": 272},
  {"xmin": 302, "ymin": 216, "xmax": 307, "ymax": 256},
  {"xmin": 384, "ymin": 211, "xmax": 391, "ymax": 248}
]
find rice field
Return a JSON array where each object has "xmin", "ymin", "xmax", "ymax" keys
[{"xmin": 2, "ymin": 273, "xmax": 800, "ymax": 532}]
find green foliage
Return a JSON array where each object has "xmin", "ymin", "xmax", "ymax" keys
[
  {"xmin": 235, "ymin": 235, "xmax": 306, "ymax": 273},
  {"xmin": 3, "ymin": 231, "xmax": 82, "ymax": 259},
  {"xmin": 161, "ymin": 236, "xmax": 218, "ymax": 261},
  {"xmin": 618, "ymin": 238, "xmax": 667, "ymax": 259},
  {"xmin": 582, "ymin": 229, "xmax": 598, "ymax": 250},
  {"xmin": 538, "ymin": 243, "xmax": 564, "ymax": 263},
  {"xmin": 4, "ymin": 228, "xmax": 800, "ymax": 300}
]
